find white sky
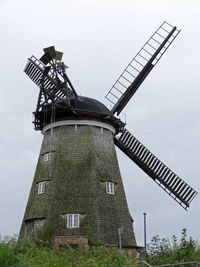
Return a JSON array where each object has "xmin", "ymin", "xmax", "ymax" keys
[{"xmin": 0, "ymin": 0, "xmax": 200, "ymax": 246}]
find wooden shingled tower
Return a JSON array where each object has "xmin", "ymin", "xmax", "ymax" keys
[{"xmin": 20, "ymin": 22, "xmax": 197, "ymax": 256}]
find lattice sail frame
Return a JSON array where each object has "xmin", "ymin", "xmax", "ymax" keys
[
  {"xmin": 105, "ymin": 21, "xmax": 181, "ymax": 115},
  {"xmin": 105, "ymin": 21, "xmax": 197, "ymax": 209},
  {"xmin": 24, "ymin": 55, "xmax": 76, "ymax": 113},
  {"xmin": 115, "ymin": 129, "xmax": 197, "ymax": 210}
]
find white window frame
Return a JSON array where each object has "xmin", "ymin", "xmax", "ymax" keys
[
  {"xmin": 106, "ymin": 181, "xmax": 115, "ymax": 195},
  {"xmin": 67, "ymin": 214, "xmax": 79, "ymax": 228},
  {"xmin": 38, "ymin": 181, "xmax": 45, "ymax": 195},
  {"xmin": 43, "ymin": 152, "xmax": 51, "ymax": 162}
]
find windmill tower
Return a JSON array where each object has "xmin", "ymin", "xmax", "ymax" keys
[{"xmin": 20, "ymin": 22, "xmax": 197, "ymax": 255}]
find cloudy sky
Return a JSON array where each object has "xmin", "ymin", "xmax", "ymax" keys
[{"xmin": 0, "ymin": 0, "xmax": 200, "ymax": 246}]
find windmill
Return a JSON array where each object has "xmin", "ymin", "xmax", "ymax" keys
[{"xmin": 19, "ymin": 21, "xmax": 197, "ymax": 255}]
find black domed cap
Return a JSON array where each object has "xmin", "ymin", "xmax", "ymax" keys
[{"xmin": 70, "ymin": 96, "xmax": 112, "ymax": 114}]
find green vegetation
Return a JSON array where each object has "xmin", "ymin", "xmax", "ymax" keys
[
  {"xmin": 0, "ymin": 235, "xmax": 134, "ymax": 267},
  {"xmin": 1, "ymin": 229, "xmax": 200, "ymax": 266},
  {"xmin": 34, "ymin": 223, "xmax": 54, "ymax": 248},
  {"xmin": 143, "ymin": 228, "xmax": 200, "ymax": 265}
]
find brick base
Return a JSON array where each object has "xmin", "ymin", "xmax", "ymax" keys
[
  {"xmin": 51, "ymin": 236, "xmax": 140, "ymax": 258},
  {"xmin": 52, "ymin": 236, "xmax": 89, "ymax": 250},
  {"xmin": 122, "ymin": 247, "xmax": 140, "ymax": 258}
]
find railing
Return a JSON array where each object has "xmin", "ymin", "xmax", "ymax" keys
[
  {"xmin": 134, "ymin": 261, "xmax": 200, "ymax": 267},
  {"xmin": 154, "ymin": 262, "xmax": 200, "ymax": 267},
  {"xmin": 134, "ymin": 260, "xmax": 152, "ymax": 267}
]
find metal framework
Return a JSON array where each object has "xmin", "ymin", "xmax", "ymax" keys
[
  {"xmin": 24, "ymin": 47, "xmax": 78, "ymax": 129},
  {"xmin": 24, "ymin": 52, "xmax": 77, "ymax": 113}
]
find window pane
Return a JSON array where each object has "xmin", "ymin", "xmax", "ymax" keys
[
  {"xmin": 106, "ymin": 182, "xmax": 115, "ymax": 194},
  {"xmin": 41, "ymin": 182, "xmax": 45, "ymax": 193},
  {"xmin": 67, "ymin": 214, "xmax": 72, "ymax": 228},
  {"xmin": 44, "ymin": 152, "xmax": 51, "ymax": 162},
  {"xmin": 67, "ymin": 214, "xmax": 79, "ymax": 228},
  {"xmin": 38, "ymin": 181, "xmax": 45, "ymax": 194},
  {"xmin": 106, "ymin": 182, "xmax": 108, "ymax": 193},
  {"xmin": 74, "ymin": 214, "xmax": 79, "ymax": 227},
  {"xmin": 111, "ymin": 183, "xmax": 114, "ymax": 194}
]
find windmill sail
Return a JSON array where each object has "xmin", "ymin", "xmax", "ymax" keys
[
  {"xmin": 105, "ymin": 21, "xmax": 180, "ymax": 115},
  {"xmin": 24, "ymin": 55, "xmax": 76, "ymax": 112},
  {"xmin": 114, "ymin": 129, "xmax": 197, "ymax": 210}
]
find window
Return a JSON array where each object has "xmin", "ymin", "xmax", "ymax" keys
[
  {"xmin": 43, "ymin": 152, "xmax": 51, "ymax": 162},
  {"xmin": 38, "ymin": 181, "xmax": 45, "ymax": 194},
  {"xmin": 67, "ymin": 214, "xmax": 79, "ymax": 228},
  {"xmin": 106, "ymin": 182, "xmax": 115, "ymax": 194}
]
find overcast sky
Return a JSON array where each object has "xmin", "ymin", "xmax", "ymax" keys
[{"xmin": 0, "ymin": 0, "xmax": 200, "ymax": 246}]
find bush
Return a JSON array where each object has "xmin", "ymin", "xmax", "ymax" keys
[
  {"xmin": 4, "ymin": 228, "xmax": 200, "ymax": 266},
  {"xmin": 0, "ymin": 234, "xmax": 135, "ymax": 267},
  {"xmin": 0, "ymin": 234, "xmax": 18, "ymax": 266},
  {"xmin": 33, "ymin": 222, "xmax": 54, "ymax": 248},
  {"xmin": 144, "ymin": 228, "xmax": 200, "ymax": 265}
]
